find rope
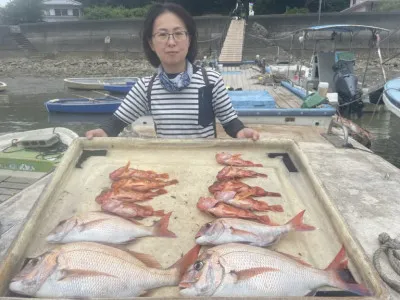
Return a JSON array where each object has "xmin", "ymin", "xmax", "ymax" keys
[{"xmin": 373, "ymin": 233, "xmax": 400, "ymax": 293}]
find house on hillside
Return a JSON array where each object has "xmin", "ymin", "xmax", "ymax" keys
[
  {"xmin": 340, "ymin": 0, "xmax": 399, "ymax": 12},
  {"xmin": 42, "ymin": 0, "xmax": 83, "ymax": 22},
  {"xmin": 341, "ymin": 0, "xmax": 379, "ymax": 12}
]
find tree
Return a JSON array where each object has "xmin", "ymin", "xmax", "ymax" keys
[
  {"xmin": 379, "ymin": 0, "xmax": 400, "ymax": 11},
  {"xmin": 1, "ymin": 0, "xmax": 44, "ymax": 24}
]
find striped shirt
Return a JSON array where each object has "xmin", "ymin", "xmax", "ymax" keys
[{"xmin": 113, "ymin": 68, "xmax": 241, "ymax": 139}]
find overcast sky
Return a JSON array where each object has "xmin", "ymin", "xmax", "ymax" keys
[{"xmin": 0, "ymin": 0, "xmax": 10, "ymax": 7}]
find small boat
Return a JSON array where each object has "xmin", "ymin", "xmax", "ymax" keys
[
  {"xmin": 64, "ymin": 77, "xmax": 139, "ymax": 90},
  {"xmin": 0, "ymin": 127, "xmax": 78, "ymax": 203},
  {"xmin": 0, "ymin": 82, "xmax": 7, "ymax": 92},
  {"xmin": 45, "ymin": 97, "xmax": 122, "ymax": 114},
  {"xmin": 104, "ymin": 83, "xmax": 135, "ymax": 94},
  {"xmin": 383, "ymin": 77, "xmax": 400, "ymax": 118}
]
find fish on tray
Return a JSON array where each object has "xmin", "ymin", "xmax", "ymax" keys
[
  {"xmin": 216, "ymin": 152, "xmax": 263, "ymax": 167},
  {"xmin": 46, "ymin": 212, "xmax": 176, "ymax": 244},
  {"xmin": 209, "ymin": 180, "xmax": 281, "ymax": 197},
  {"xmin": 96, "ymin": 188, "xmax": 168, "ymax": 203},
  {"xmin": 217, "ymin": 166, "xmax": 268, "ymax": 181},
  {"xmin": 110, "ymin": 161, "xmax": 170, "ymax": 181},
  {"xmin": 112, "ymin": 178, "xmax": 179, "ymax": 193},
  {"xmin": 179, "ymin": 243, "xmax": 371, "ymax": 297},
  {"xmin": 101, "ymin": 198, "xmax": 165, "ymax": 219},
  {"xmin": 9, "ymin": 242, "xmax": 200, "ymax": 298},
  {"xmin": 195, "ymin": 210, "xmax": 315, "ymax": 247},
  {"xmin": 197, "ymin": 197, "xmax": 272, "ymax": 225},
  {"xmin": 213, "ymin": 191, "xmax": 283, "ymax": 212}
]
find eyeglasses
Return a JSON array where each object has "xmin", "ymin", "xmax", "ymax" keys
[{"xmin": 152, "ymin": 31, "xmax": 188, "ymax": 42}]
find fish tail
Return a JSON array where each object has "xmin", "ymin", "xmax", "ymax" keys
[
  {"xmin": 154, "ymin": 210, "xmax": 166, "ymax": 217},
  {"xmin": 155, "ymin": 188, "xmax": 168, "ymax": 195},
  {"xmin": 256, "ymin": 172, "xmax": 268, "ymax": 178},
  {"xmin": 168, "ymin": 244, "xmax": 201, "ymax": 279},
  {"xmin": 326, "ymin": 246, "xmax": 372, "ymax": 296},
  {"xmin": 265, "ymin": 191, "xmax": 282, "ymax": 197},
  {"xmin": 287, "ymin": 210, "xmax": 315, "ymax": 231},
  {"xmin": 167, "ymin": 179, "xmax": 179, "ymax": 185},
  {"xmin": 269, "ymin": 204, "xmax": 284, "ymax": 212},
  {"xmin": 153, "ymin": 212, "xmax": 176, "ymax": 238}
]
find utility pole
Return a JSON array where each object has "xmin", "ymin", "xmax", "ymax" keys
[{"xmin": 318, "ymin": 0, "xmax": 322, "ymax": 24}]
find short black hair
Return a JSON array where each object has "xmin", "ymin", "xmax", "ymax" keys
[{"xmin": 142, "ymin": 3, "xmax": 198, "ymax": 68}]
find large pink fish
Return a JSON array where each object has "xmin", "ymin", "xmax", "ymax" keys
[
  {"xmin": 179, "ymin": 243, "xmax": 371, "ymax": 297},
  {"xmin": 195, "ymin": 210, "xmax": 315, "ymax": 247}
]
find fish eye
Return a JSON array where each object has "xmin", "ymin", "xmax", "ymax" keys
[
  {"xmin": 29, "ymin": 258, "xmax": 39, "ymax": 266},
  {"xmin": 194, "ymin": 260, "xmax": 204, "ymax": 271},
  {"xmin": 205, "ymin": 223, "xmax": 212, "ymax": 228}
]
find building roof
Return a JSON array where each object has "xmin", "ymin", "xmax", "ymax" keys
[{"xmin": 43, "ymin": 0, "xmax": 82, "ymax": 6}]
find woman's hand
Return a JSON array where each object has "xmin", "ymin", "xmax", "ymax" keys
[
  {"xmin": 85, "ymin": 129, "xmax": 108, "ymax": 140},
  {"xmin": 236, "ymin": 128, "xmax": 260, "ymax": 141}
]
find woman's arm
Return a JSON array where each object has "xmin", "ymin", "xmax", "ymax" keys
[
  {"xmin": 211, "ymin": 74, "xmax": 260, "ymax": 141},
  {"xmin": 86, "ymin": 78, "xmax": 150, "ymax": 139}
]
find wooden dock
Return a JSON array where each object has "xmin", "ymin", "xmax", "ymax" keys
[
  {"xmin": 0, "ymin": 170, "xmax": 46, "ymax": 204},
  {"xmin": 221, "ymin": 66, "xmax": 303, "ymax": 109},
  {"xmin": 218, "ymin": 20, "xmax": 245, "ymax": 64}
]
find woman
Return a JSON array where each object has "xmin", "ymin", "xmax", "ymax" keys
[{"xmin": 86, "ymin": 3, "xmax": 259, "ymax": 141}]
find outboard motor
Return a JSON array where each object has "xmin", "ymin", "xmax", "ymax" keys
[{"xmin": 333, "ymin": 56, "xmax": 363, "ymax": 119}]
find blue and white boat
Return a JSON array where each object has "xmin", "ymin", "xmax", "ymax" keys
[
  {"xmin": 104, "ymin": 83, "xmax": 135, "ymax": 94},
  {"xmin": 383, "ymin": 78, "xmax": 400, "ymax": 118},
  {"xmin": 64, "ymin": 77, "xmax": 138, "ymax": 90},
  {"xmin": 45, "ymin": 97, "xmax": 122, "ymax": 114}
]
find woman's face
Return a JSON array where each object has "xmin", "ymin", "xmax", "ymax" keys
[{"xmin": 150, "ymin": 12, "xmax": 190, "ymax": 71}]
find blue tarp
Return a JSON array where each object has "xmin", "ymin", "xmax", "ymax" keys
[{"xmin": 228, "ymin": 90, "xmax": 276, "ymax": 109}]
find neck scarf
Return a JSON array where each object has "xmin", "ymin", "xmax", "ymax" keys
[{"xmin": 158, "ymin": 60, "xmax": 193, "ymax": 92}]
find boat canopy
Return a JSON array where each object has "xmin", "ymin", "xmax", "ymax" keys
[{"xmin": 295, "ymin": 24, "xmax": 390, "ymax": 35}]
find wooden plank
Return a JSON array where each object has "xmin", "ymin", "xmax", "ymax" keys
[
  {"xmin": 219, "ymin": 20, "xmax": 245, "ymax": 63},
  {"xmin": 0, "ymin": 195, "xmax": 9, "ymax": 204},
  {"xmin": 0, "ymin": 182, "xmax": 31, "ymax": 190},
  {"xmin": 0, "ymin": 188, "xmax": 18, "ymax": 196},
  {"xmin": 0, "ymin": 175, "xmax": 9, "ymax": 183},
  {"xmin": 5, "ymin": 176, "xmax": 37, "ymax": 184}
]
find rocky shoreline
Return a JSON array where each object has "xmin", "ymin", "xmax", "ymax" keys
[
  {"xmin": 1, "ymin": 56, "xmax": 155, "ymax": 78},
  {"xmin": 0, "ymin": 55, "xmax": 399, "ymax": 89}
]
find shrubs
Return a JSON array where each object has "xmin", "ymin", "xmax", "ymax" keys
[{"xmin": 83, "ymin": 5, "xmax": 151, "ymax": 20}]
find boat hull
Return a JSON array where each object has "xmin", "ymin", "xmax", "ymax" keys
[
  {"xmin": 64, "ymin": 77, "xmax": 138, "ymax": 90},
  {"xmin": 45, "ymin": 98, "xmax": 122, "ymax": 114}
]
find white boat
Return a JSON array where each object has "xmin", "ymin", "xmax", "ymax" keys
[
  {"xmin": 383, "ymin": 77, "xmax": 400, "ymax": 118},
  {"xmin": 64, "ymin": 77, "xmax": 139, "ymax": 90},
  {"xmin": 0, "ymin": 82, "xmax": 7, "ymax": 92},
  {"xmin": 0, "ymin": 127, "xmax": 78, "ymax": 202}
]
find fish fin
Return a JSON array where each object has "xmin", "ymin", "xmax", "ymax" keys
[
  {"xmin": 167, "ymin": 179, "xmax": 179, "ymax": 185},
  {"xmin": 153, "ymin": 212, "xmax": 177, "ymax": 238},
  {"xmin": 59, "ymin": 269, "xmax": 117, "ymax": 281},
  {"xmin": 325, "ymin": 246, "xmax": 346, "ymax": 271},
  {"xmin": 128, "ymin": 218, "xmax": 143, "ymax": 225},
  {"xmin": 168, "ymin": 244, "xmax": 201, "ymax": 279},
  {"xmin": 275, "ymin": 251, "xmax": 313, "ymax": 267},
  {"xmin": 231, "ymin": 267, "xmax": 278, "ymax": 282},
  {"xmin": 229, "ymin": 227, "xmax": 258, "ymax": 238},
  {"xmin": 154, "ymin": 210, "xmax": 166, "ymax": 217},
  {"xmin": 81, "ymin": 219, "xmax": 109, "ymax": 231},
  {"xmin": 326, "ymin": 246, "xmax": 372, "ymax": 296},
  {"xmin": 159, "ymin": 173, "xmax": 170, "ymax": 179},
  {"xmin": 127, "ymin": 251, "xmax": 162, "ymax": 269},
  {"xmin": 286, "ymin": 210, "xmax": 316, "ymax": 231}
]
